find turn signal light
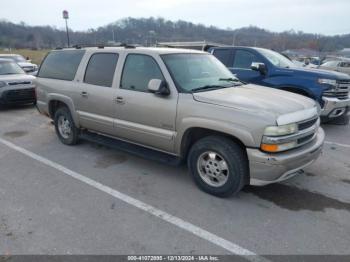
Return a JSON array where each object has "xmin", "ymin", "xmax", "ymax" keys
[{"xmin": 261, "ymin": 144, "xmax": 279, "ymax": 152}]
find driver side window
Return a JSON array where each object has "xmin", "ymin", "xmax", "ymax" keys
[
  {"xmin": 120, "ymin": 54, "xmax": 164, "ymax": 92},
  {"xmin": 232, "ymin": 50, "xmax": 260, "ymax": 69}
]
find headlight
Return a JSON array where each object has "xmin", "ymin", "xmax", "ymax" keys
[
  {"xmin": 264, "ymin": 123, "xmax": 298, "ymax": 136},
  {"xmin": 317, "ymin": 78, "xmax": 337, "ymax": 86},
  {"xmin": 0, "ymin": 81, "xmax": 6, "ymax": 88}
]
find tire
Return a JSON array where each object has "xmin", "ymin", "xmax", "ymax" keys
[
  {"xmin": 54, "ymin": 107, "xmax": 79, "ymax": 145},
  {"xmin": 187, "ymin": 136, "xmax": 248, "ymax": 197}
]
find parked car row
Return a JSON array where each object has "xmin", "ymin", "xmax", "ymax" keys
[
  {"xmin": 33, "ymin": 46, "xmax": 325, "ymax": 197},
  {"xmin": 318, "ymin": 60, "xmax": 350, "ymax": 75},
  {"xmin": 0, "ymin": 54, "xmax": 38, "ymax": 75},
  {"xmin": 0, "ymin": 58, "xmax": 36, "ymax": 105}
]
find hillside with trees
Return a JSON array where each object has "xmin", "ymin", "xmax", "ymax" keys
[{"xmin": 1, "ymin": 17, "xmax": 350, "ymax": 52}]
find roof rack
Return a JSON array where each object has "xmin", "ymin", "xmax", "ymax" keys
[{"xmin": 54, "ymin": 43, "xmax": 139, "ymax": 50}]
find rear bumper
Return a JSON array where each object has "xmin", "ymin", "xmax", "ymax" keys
[
  {"xmin": 247, "ymin": 128, "xmax": 324, "ymax": 186},
  {"xmin": 321, "ymin": 97, "xmax": 350, "ymax": 118},
  {"xmin": 0, "ymin": 87, "xmax": 36, "ymax": 105}
]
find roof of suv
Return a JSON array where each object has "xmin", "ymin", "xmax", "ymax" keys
[
  {"xmin": 0, "ymin": 58, "xmax": 14, "ymax": 62},
  {"xmin": 52, "ymin": 46, "xmax": 206, "ymax": 55},
  {"xmin": 0, "ymin": 54, "xmax": 21, "ymax": 57}
]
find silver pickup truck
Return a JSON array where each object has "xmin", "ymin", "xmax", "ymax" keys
[{"xmin": 35, "ymin": 46, "xmax": 324, "ymax": 197}]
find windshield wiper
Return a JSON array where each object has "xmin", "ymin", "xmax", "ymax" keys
[
  {"xmin": 219, "ymin": 77, "xmax": 244, "ymax": 85},
  {"xmin": 191, "ymin": 85, "xmax": 230, "ymax": 93},
  {"xmin": 219, "ymin": 77, "xmax": 239, "ymax": 82}
]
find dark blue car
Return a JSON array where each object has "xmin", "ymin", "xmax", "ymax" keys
[{"xmin": 209, "ymin": 46, "xmax": 350, "ymax": 122}]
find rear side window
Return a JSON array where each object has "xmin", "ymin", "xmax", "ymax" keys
[
  {"xmin": 212, "ymin": 49, "xmax": 233, "ymax": 67},
  {"xmin": 84, "ymin": 53, "xmax": 119, "ymax": 87},
  {"xmin": 38, "ymin": 50, "xmax": 85, "ymax": 81}
]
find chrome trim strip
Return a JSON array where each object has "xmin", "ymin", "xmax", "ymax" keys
[
  {"xmin": 77, "ymin": 111, "xmax": 114, "ymax": 127},
  {"xmin": 115, "ymin": 118, "xmax": 175, "ymax": 141}
]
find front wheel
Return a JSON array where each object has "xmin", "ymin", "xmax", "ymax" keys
[
  {"xmin": 54, "ymin": 107, "xmax": 79, "ymax": 145},
  {"xmin": 187, "ymin": 136, "xmax": 248, "ymax": 197}
]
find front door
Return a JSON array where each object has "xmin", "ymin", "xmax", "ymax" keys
[
  {"xmin": 229, "ymin": 49, "xmax": 264, "ymax": 84},
  {"xmin": 114, "ymin": 54, "xmax": 178, "ymax": 153},
  {"xmin": 76, "ymin": 52, "xmax": 119, "ymax": 135}
]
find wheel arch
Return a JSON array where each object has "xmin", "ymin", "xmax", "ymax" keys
[
  {"xmin": 47, "ymin": 94, "xmax": 79, "ymax": 127},
  {"xmin": 179, "ymin": 127, "xmax": 249, "ymax": 160}
]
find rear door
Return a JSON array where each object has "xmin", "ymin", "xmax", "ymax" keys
[
  {"xmin": 75, "ymin": 52, "xmax": 119, "ymax": 135},
  {"xmin": 114, "ymin": 53, "xmax": 178, "ymax": 153},
  {"xmin": 229, "ymin": 49, "xmax": 264, "ymax": 83}
]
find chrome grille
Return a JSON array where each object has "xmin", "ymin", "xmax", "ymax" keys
[
  {"xmin": 8, "ymin": 81, "xmax": 32, "ymax": 86},
  {"xmin": 262, "ymin": 117, "xmax": 319, "ymax": 151},
  {"xmin": 3, "ymin": 88, "xmax": 36, "ymax": 103},
  {"xmin": 323, "ymin": 80, "xmax": 350, "ymax": 100},
  {"xmin": 298, "ymin": 117, "xmax": 318, "ymax": 131}
]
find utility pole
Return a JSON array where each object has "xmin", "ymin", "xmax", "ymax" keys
[{"xmin": 62, "ymin": 10, "xmax": 70, "ymax": 47}]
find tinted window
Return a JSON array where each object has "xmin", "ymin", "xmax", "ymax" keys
[
  {"xmin": 212, "ymin": 49, "xmax": 232, "ymax": 67},
  {"xmin": 340, "ymin": 62, "xmax": 350, "ymax": 68},
  {"xmin": 121, "ymin": 54, "xmax": 164, "ymax": 92},
  {"xmin": 233, "ymin": 50, "xmax": 260, "ymax": 69},
  {"xmin": 84, "ymin": 53, "xmax": 118, "ymax": 87},
  {"xmin": 38, "ymin": 50, "xmax": 85, "ymax": 80}
]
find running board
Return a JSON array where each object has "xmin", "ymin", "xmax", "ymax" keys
[{"xmin": 80, "ymin": 130, "xmax": 183, "ymax": 166}]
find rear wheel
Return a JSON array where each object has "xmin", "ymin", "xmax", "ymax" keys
[
  {"xmin": 187, "ymin": 136, "xmax": 248, "ymax": 197},
  {"xmin": 54, "ymin": 107, "xmax": 79, "ymax": 145}
]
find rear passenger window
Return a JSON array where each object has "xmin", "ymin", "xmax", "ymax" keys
[
  {"xmin": 121, "ymin": 54, "xmax": 164, "ymax": 92},
  {"xmin": 38, "ymin": 50, "xmax": 85, "ymax": 81},
  {"xmin": 84, "ymin": 53, "xmax": 118, "ymax": 87},
  {"xmin": 212, "ymin": 49, "xmax": 233, "ymax": 67}
]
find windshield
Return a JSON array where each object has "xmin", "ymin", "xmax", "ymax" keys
[
  {"xmin": 13, "ymin": 55, "xmax": 26, "ymax": 62},
  {"xmin": 259, "ymin": 49, "xmax": 295, "ymax": 68},
  {"xmin": 161, "ymin": 53, "xmax": 241, "ymax": 93},
  {"xmin": 0, "ymin": 61, "xmax": 25, "ymax": 75}
]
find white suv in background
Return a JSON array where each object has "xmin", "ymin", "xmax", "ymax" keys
[{"xmin": 0, "ymin": 54, "xmax": 38, "ymax": 75}]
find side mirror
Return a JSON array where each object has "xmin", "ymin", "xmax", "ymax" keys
[
  {"xmin": 147, "ymin": 79, "xmax": 170, "ymax": 96},
  {"xmin": 251, "ymin": 62, "xmax": 267, "ymax": 75}
]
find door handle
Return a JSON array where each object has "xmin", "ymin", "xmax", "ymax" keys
[
  {"xmin": 115, "ymin": 96, "xmax": 125, "ymax": 104},
  {"xmin": 81, "ymin": 91, "xmax": 88, "ymax": 97}
]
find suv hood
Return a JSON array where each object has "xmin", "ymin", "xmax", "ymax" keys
[
  {"xmin": 193, "ymin": 84, "xmax": 316, "ymax": 118},
  {"xmin": 0, "ymin": 74, "xmax": 35, "ymax": 83},
  {"xmin": 18, "ymin": 61, "xmax": 37, "ymax": 67},
  {"xmin": 287, "ymin": 66, "xmax": 350, "ymax": 80}
]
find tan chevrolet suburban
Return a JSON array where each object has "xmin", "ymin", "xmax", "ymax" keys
[{"xmin": 35, "ymin": 46, "xmax": 325, "ymax": 197}]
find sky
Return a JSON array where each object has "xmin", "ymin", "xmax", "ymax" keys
[{"xmin": 0, "ymin": 0, "xmax": 349, "ymax": 35}]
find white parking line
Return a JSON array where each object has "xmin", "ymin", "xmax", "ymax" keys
[
  {"xmin": 0, "ymin": 137, "xmax": 268, "ymax": 262},
  {"xmin": 325, "ymin": 141, "xmax": 350, "ymax": 148}
]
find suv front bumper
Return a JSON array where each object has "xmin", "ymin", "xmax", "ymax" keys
[
  {"xmin": 0, "ymin": 87, "xmax": 36, "ymax": 105},
  {"xmin": 247, "ymin": 127, "xmax": 324, "ymax": 186},
  {"xmin": 321, "ymin": 97, "xmax": 350, "ymax": 118}
]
